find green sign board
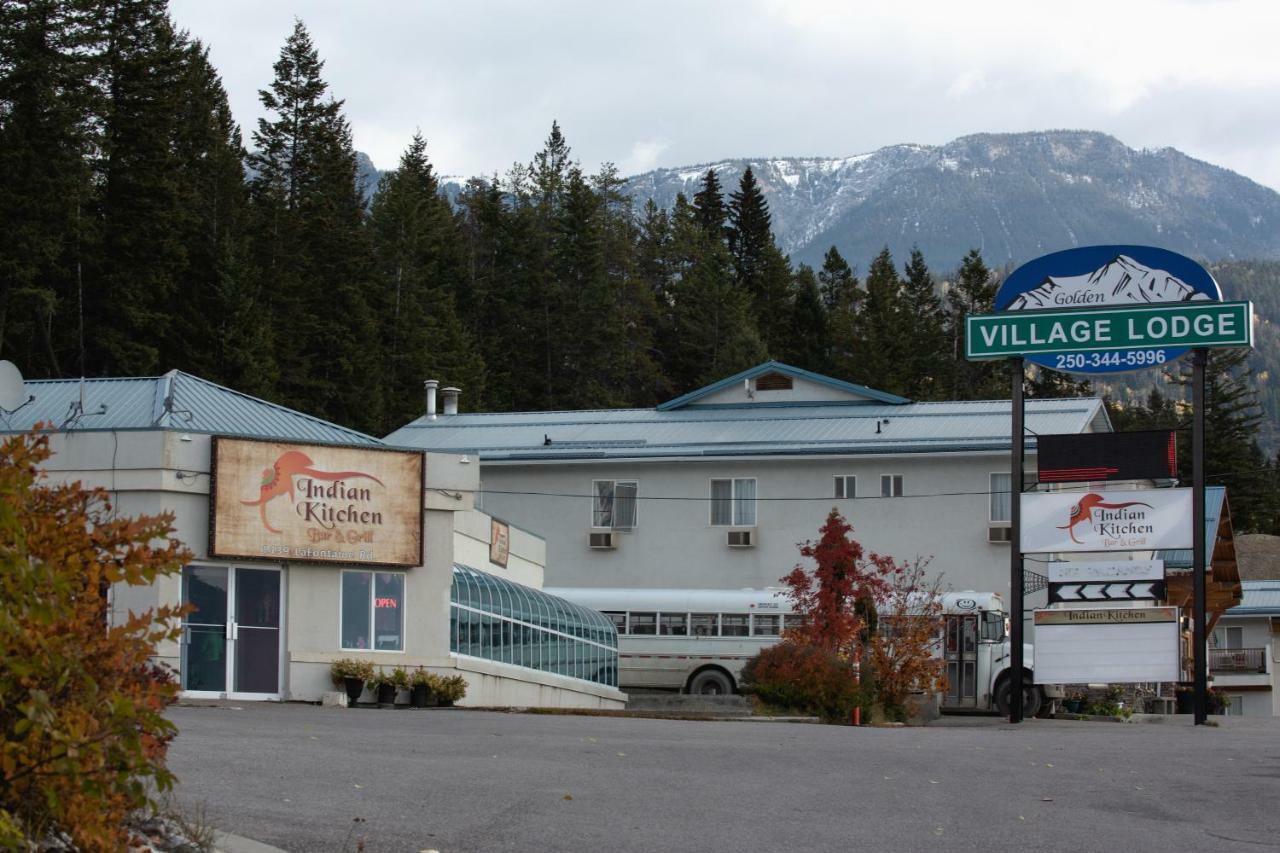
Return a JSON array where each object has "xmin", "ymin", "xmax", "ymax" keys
[{"xmin": 966, "ymin": 301, "xmax": 1253, "ymax": 367}]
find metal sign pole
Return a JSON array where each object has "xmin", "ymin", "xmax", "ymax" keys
[
  {"xmin": 1010, "ymin": 357, "xmax": 1025, "ymax": 724},
  {"xmin": 1192, "ymin": 348, "xmax": 1208, "ymax": 725}
]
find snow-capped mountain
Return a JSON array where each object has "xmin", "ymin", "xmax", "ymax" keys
[
  {"xmin": 620, "ymin": 131, "xmax": 1280, "ymax": 269},
  {"xmin": 1007, "ymin": 255, "xmax": 1214, "ymax": 310}
]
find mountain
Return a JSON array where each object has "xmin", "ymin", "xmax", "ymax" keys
[
  {"xmin": 1008, "ymin": 255, "xmax": 1213, "ymax": 310},
  {"xmin": 620, "ymin": 131, "xmax": 1280, "ymax": 270}
]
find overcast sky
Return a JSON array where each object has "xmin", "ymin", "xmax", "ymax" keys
[{"xmin": 169, "ymin": 0, "xmax": 1280, "ymax": 190}]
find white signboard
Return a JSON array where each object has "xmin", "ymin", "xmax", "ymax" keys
[
  {"xmin": 1021, "ymin": 488, "xmax": 1192, "ymax": 554},
  {"xmin": 1048, "ymin": 560, "xmax": 1165, "ymax": 583},
  {"xmin": 1033, "ymin": 608, "xmax": 1180, "ymax": 684}
]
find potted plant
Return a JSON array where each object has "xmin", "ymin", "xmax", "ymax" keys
[
  {"xmin": 433, "ymin": 673, "xmax": 468, "ymax": 707},
  {"xmin": 410, "ymin": 667, "xmax": 435, "ymax": 708},
  {"xmin": 1063, "ymin": 690, "xmax": 1087, "ymax": 714},
  {"xmin": 330, "ymin": 658, "xmax": 374, "ymax": 704},
  {"xmin": 389, "ymin": 666, "xmax": 411, "ymax": 706},
  {"xmin": 371, "ymin": 668, "xmax": 398, "ymax": 706}
]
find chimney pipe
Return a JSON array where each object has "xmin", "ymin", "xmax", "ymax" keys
[
  {"xmin": 442, "ymin": 386, "xmax": 461, "ymax": 416},
  {"xmin": 423, "ymin": 379, "xmax": 439, "ymax": 420}
]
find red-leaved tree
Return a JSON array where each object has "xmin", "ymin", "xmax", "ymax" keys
[{"xmin": 779, "ymin": 508, "xmax": 891, "ymax": 656}]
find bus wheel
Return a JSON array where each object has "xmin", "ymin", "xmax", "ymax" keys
[
  {"xmin": 688, "ymin": 668, "xmax": 734, "ymax": 695},
  {"xmin": 995, "ymin": 677, "xmax": 1042, "ymax": 718}
]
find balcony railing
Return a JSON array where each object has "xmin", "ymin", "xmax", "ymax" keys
[{"xmin": 1210, "ymin": 647, "xmax": 1267, "ymax": 674}]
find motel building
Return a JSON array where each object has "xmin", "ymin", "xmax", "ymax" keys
[
  {"xmin": 0, "ymin": 367, "xmax": 625, "ymax": 708},
  {"xmin": 385, "ymin": 361, "xmax": 1114, "ymax": 601}
]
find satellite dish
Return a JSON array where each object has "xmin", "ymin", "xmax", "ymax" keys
[{"xmin": 0, "ymin": 361, "xmax": 28, "ymax": 412}]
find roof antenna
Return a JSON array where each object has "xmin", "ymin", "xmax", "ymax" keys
[{"xmin": 0, "ymin": 361, "xmax": 33, "ymax": 426}]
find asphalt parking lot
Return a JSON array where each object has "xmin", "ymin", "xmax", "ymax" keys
[{"xmin": 167, "ymin": 704, "xmax": 1280, "ymax": 853}]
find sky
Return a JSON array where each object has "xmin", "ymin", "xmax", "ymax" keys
[{"xmin": 169, "ymin": 0, "xmax": 1280, "ymax": 190}]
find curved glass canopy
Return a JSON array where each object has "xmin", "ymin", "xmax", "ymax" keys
[{"xmin": 450, "ymin": 564, "xmax": 618, "ymax": 688}]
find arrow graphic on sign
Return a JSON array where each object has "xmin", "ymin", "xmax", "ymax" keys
[{"xmin": 1048, "ymin": 581, "xmax": 1165, "ymax": 604}]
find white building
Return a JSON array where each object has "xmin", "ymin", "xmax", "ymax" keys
[
  {"xmin": 1, "ymin": 369, "xmax": 624, "ymax": 709},
  {"xmin": 386, "ymin": 361, "xmax": 1111, "ymax": 600},
  {"xmin": 1211, "ymin": 581, "xmax": 1280, "ymax": 716}
]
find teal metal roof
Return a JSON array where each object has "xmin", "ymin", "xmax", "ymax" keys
[
  {"xmin": 0, "ymin": 370, "xmax": 380, "ymax": 446},
  {"xmin": 385, "ymin": 397, "xmax": 1109, "ymax": 461},
  {"xmin": 1225, "ymin": 581, "xmax": 1280, "ymax": 616},
  {"xmin": 656, "ymin": 361, "xmax": 910, "ymax": 410},
  {"xmin": 1158, "ymin": 486, "xmax": 1227, "ymax": 570}
]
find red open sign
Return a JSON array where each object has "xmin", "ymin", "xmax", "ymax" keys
[{"xmin": 374, "ymin": 597, "xmax": 398, "ymax": 609}]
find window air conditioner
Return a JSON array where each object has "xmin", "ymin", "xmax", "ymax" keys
[
  {"xmin": 988, "ymin": 524, "xmax": 1012, "ymax": 544},
  {"xmin": 726, "ymin": 529, "xmax": 755, "ymax": 548},
  {"xmin": 588, "ymin": 531, "xmax": 617, "ymax": 549}
]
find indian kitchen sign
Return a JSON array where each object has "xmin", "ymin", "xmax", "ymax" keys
[
  {"xmin": 210, "ymin": 437, "xmax": 424, "ymax": 567},
  {"xmin": 966, "ymin": 245, "xmax": 1253, "ymax": 374},
  {"xmin": 1020, "ymin": 488, "xmax": 1192, "ymax": 554}
]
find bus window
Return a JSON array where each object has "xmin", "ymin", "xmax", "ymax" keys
[
  {"xmin": 782, "ymin": 614, "xmax": 805, "ymax": 633},
  {"xmin": 630, "ymin": 612, "xmax": 657, "ymax": 635},
  {"xmin": 690, "ymin": 613, "xmax": 718, "ymax": 636},
  {"xmin": 980, "ymin": 611, "xmax": 1004, "ymax": 641},
  {"xmin": 603, "ymin": 611, "xmax": 626, "ymax": 635},
  {"xmin": 660, "ymin": 613, "xmax": 688, "ymax": 636},
  {"xmin": 752, "ymin": 614, "xmax": 780, "ymax": 636},
  {"xmin": 722, "ymin": 614, "xmax": 749, "ymax": 637}
]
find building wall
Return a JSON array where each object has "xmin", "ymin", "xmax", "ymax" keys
[
  {"xmin": 477, "ymin": 451, "xmax": 1029, "ymax": 596},
  {"xmin": 1213, "ymin": 615, "xmax": 1277, "ymax": 716},
  {"xmin": 25, "ymin": 428, "xmax": 624, "ymax": 709}
]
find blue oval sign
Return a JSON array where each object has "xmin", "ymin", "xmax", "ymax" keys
[{"xmin": 994, "ymin": 245, "xmax": 1221, "ymax": 374}]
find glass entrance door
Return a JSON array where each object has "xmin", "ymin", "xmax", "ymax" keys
[
  {"xmin": 230, "ymin": 568, "xmax": 281, "ymax": 697},
  {"xmin": 181, "ymin": 566, "xmax": 282, "ymax": 698},
  {"xmin": 942, "ymin": 614, "xmax": 978, "ymax": 709}
]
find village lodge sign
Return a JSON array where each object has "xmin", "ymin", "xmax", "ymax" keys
[
  {"xmin": 966, "ymin": 245, "xmax": 1252, "ymax": 374},
  {"xmin": 210, "ymin": 437, "xmax": 425, "ymax": 567}
]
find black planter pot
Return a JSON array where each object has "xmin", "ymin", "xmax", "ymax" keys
[
  {"xmin": 343, "ymin": 676, "xmax": 365, "ymax": 704},
  {"xmin": 376, "ymin": 683, "xmax": 397, "ymax": 705},
  {"xmin": 1175, "ymin": 691, "xmax": 1194, "ymax": 714},
  {"xmin": 411, "ymin": 685, "xmax": 430, "ymax": 708}
]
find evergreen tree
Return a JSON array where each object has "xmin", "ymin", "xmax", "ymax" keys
[
  {"xmin": 666, "ymin": 195, "xmax": 765, "ymax": 391},
  {"xmin": 691, "ymin": 168, "xmax": 727, "ymax": 239},
  {"xmin": 898, "ymin": 248, "xmax": 947, "ymax": 400},
  {"xmin": 945, "ymin": 249, "xmax": 1004, "ymax": 399},
  {"xmin": 368, "ymin": 132, "xmax": 484, "ymax": 430},
  {"xmin": 166, "ymin": 40, "xmax": 275, "ymax": 396},
  {"xmin": 87, "ymin": 0, "xmax": 190, "ymax": 376},
  {"xmin": 728, "ymin": 167, "xmax": 791, "ymax": 354},
  {"xmin": 0, "ymin": 0, "xmax": 101, "ymax": 377},
  {"xmin": 785, "ymin": 264, "xmax": 830, "ymax": 373},
  {"xmin": 248, "ymin": 20, "xmax": 380, "ymax": 430},
  {"xmin": 856, "ymin": 247, "xmax": 905, "ymax": 393},
  {"xmin": 820, "ymin": 247, "xmax": 865, "ymax": 382}
]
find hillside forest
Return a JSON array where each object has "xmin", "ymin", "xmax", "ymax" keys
[{"xmin": 1, "ymin": 5, "xmax": 1277, "ymax": 532}]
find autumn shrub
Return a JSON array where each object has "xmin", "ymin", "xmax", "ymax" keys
[
  {"xmin": 741, "ymin": 642, "xmax": 864, "ymax": 723},
  {"xmin": 0, "ymin": 431, "xmax": 191, "ymax": 848}
]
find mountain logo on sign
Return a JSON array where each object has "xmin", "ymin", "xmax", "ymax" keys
[{"xmin": 1006, "ymin": 255, "xmax": 1213, "ymax": 311}]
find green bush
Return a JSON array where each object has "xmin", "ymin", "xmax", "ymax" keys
[
  {"xmin": 741, "ymin": 642, "xmax": 864, "ymax": 724},
  {"xmin": 329, "ymin": 658, "xmax": 374, "ymax": 686},
  {"xmin": 429, "ymin": 673, "xmax": 468, "ymax": 703}
]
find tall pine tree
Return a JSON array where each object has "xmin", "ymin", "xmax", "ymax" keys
[
  {"xmin": 248, "ymin": 20, "xmax": 380, "ymax": 430},
  {"xmin": 898, "ymin": 248, "xmax": 947, "ymax": 400},
  {"xmin": 728, "ymin": 167, "xmax": 791, "ymax": 354},
  {"xmin": 945, "ymin": 249, "xmax": 1003, "ymax": 399}
]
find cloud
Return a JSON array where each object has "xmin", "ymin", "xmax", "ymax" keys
[{"xmin": 169, "ymin": 0, "xmax": 1280, "ymax": 191}]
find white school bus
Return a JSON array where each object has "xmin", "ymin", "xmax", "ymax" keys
[
  {"xmin": 549, "ymin": 586, "xmax": 1053, "ymax": 713},
  {"xmin": 544, "ymin": 587, "xmax": 795, "ymax": 695}
]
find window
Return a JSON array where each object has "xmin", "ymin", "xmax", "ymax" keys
[
  {"xmin": 721, "ymin": 614, "xmax": 749, "ymax": 637},
  {"xmin": 834, "ymin": 475, "xmax": 856, "ymax": 499},
  {"xmin": 604, "ymin": 611, "xmax": 627, "ymax": 635},
  {"xmin": 629, "ymin": 612, "xmax": 657, "ymax": 635},
  {"xmin": 880, "ymin": 474, "xmax": 903, "ymax": 498},
  {"xmin": 1226, "ymin": 627, "xmax": 1243, "ymax": 650},
  {"xmin": 593, "ymin": 480, "xmax": 638, "ymax": 529},
  {"xmin": 660, "ymin": 613, "xmax": 688, "ymax": 636},
  {"xmin": 990, "ymin": 473, "xmax": 1011, "ymax": 522},
  {"xmin": 690, "ymin": 613, "xmax": 718, "ymax": 637},
  {"xmin": 341, "ymin": 571, "xmax": 405, "ymax": 651},
  {"xmin": 711, "ymin": 478, "xmax": 757, "ymax": 526},
  {"xmin": 752, "ymin": 614, "xmax": 781, "ymax": 636}
]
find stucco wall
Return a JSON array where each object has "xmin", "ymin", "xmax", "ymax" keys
[{"xmin": 476, "ymin": 451, "xmax": 1031, "ymax": 597}]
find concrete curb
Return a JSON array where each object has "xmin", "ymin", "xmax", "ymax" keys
[{"xmin": 213, "ymin": 830, "xmax": 287, "ymax": 853}]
